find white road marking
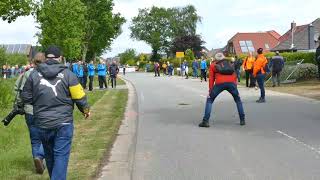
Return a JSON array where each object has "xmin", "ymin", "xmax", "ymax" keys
[
  {"xmin": 200, "ymin": 95, "xmax": 207, "ymax": 98},
  {"xmin": 277, "ymin": 130, "xmax": 320, "ymax": 155}
]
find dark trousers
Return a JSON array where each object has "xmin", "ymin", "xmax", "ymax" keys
[
  {"xmin": 246, "ymin": 70, "xmax": 255, "ymax": 87},
  {"xmin": 78, "ymin": 77, "xmax": 84, "ymax": 88},
  {"xmin": 89, "ymin": 76, "xmax": 94, "ymax": 91},
  {"xmin": 110, "ymin": 76, "xmax": 117, "ymax": 88},
  {"xmin": 83, "ymin": 75, "xmax": 88, "ymax": 89},
  {"xmin": 203, "ymin": 83, "xmax": 245, "ymax": 122},
  {"xmin": 272, "ymin": 71, "xmax": 281, "ymax": 86},
  {"xmin": 155, "ymin": 69, "xmax": 160, "ymax": 77},
  {"xmin": 256, "ymin": 74, "xmax": 266, "ymax": 99},
  {"xmin": 36, "ymin": 123, "xmax": 74, "ymax": 180},
  {"xmin": 25, "ymin": 114, "xmax": 45, "ymax": 159},
  {"xmin": 201, "ymin": 69, "xmax": 207, "ymax": 81},
  {"xmin": 235, "ymin": 69, "xmax": 241, "ymax": 82},
  {"xmin": 123, "ymin": 68, "xmax": 126, "ymax": 75},
  {"xmin": 98, "ymin": 76, "xmax": 107, "ymax": 89}
]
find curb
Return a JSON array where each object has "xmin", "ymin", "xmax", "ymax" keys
[{"xmin": 98, "ymin": 76, "xmax": 138, "ymax": 180}]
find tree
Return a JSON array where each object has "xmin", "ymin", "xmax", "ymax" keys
[
  {"xmin": 36, "ymin": 0, "xmax": 86, "ymax": 59},
  {"xmin": 130, "ymin": 5, "xmax": 201, "ymax": 60},
  {"xmin": 184, "ymin": 49, "xmax": 195, "ymax": 61},
  {"xmin": 81, "ymin": 0, "xmax": 125, "ymax": 61},
  {"xmin": 171, "ymin": 34, "xmax": 204, "ymax": 58},
  {"xmin": 0, "ymin": 0, "xmax": 34, "ymax": 23},
  {"xmin": 119, "ymin": 49, "xmax": 136, "ymax": 65}
]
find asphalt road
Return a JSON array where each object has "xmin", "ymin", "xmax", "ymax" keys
[{"xmin": 125, "ymin": 72, "xmax": 320, "ymax": 180}]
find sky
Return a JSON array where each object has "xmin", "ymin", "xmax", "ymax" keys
[{"xmin": 0, "ymin": 0, "xmax": 319, "ymax": 58}]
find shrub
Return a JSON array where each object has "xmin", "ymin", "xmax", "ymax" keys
[
  {"xmin": 239, "ymin": 52, "xmax": 316, "ymax": 64},
  {"xmin": 280, "ymin": 63, "xmax": 318, "ymax": 81},
  {"xmin": 0, "ymin": 78, "xmax": 15, "ymax": 109}
]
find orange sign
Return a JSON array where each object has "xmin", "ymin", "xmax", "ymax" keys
[{"xmin": 176, "ymin": 52, "xmax": 184, "ymax": 58}]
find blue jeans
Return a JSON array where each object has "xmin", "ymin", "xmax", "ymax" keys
[
  {"xmin": 256, "ymin": 74, "xmax": 266, "ymax": 99},
  {"xmin": 25, "ymin": 114, "xmax": 45, "ymax": 159},
  {"xmin": 37, "ymin": 123, "xmax": 74, "ymax": 180},
  {"xmin": 235, "ymin": 69, "xmax": 241, "ymax": 82},
  {"xmin": 193, "ymin": 67, "xmax": 198, "ymax": 77},
  {"xmin": 203, "ymin": 83, "xmax": 245, "ymax": 122}
]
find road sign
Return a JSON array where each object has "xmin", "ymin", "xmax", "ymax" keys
[{"xmin": 176, "ymin": 52, "xmax": 184, "ymax": 58}]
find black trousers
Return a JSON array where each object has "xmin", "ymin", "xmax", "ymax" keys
[
  {"xmin": 83, "ymin": 75, "xmax": 88, "ymax": 89},
  {"xmin": 155, "ymin": 69, "xmax": 160, "ymax": 77},
  {"xmin": 110, "ymin": 76, "xmax": 117, "ymax": 88},
  {"xmin": 98, "ymin": 76, "xmax": 107, "ymax": 89},
  {"xmin": 245, "ymin": 70, "xmax": 255, "ymax": 87},
  {"xmin": 201, "ymin": 69, "xmax": 207, "ymax": 81},
  {"xmin": 89, "ymin": 76, "xmax": 94, "ymax": 91}
]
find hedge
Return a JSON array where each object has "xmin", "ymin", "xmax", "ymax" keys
[{"xmin": 239, "ymin": 52, "xmax": 316, "ymax": 64}]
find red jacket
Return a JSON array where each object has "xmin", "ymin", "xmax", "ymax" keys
[{"xmin": 209, "ymin": 62, "xmax": 237, "ymax": 91}]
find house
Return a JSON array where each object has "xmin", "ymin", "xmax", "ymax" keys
[
  {"xmin": 0, "ymin": 44, "xmax": 33, "ymax": 60},
  {"xmin": 272, "ymin": 18, "xmax": 320, "ymax": 52},
  {"xmin": 226, "ymin": 30, "xmax": 281, "ymax": 55}
]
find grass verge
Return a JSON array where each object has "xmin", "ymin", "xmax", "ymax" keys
[{"xmin": 0, "ymin": 79, "xmax": 128, "ymax": 179}]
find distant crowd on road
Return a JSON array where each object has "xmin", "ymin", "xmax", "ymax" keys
[{"xmin": 1, "ymin": 64, "xmax": 29, "ymax": 79}]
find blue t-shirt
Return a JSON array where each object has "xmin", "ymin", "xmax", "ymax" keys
[{"xmin": 200, "ymin": 60, "xmax": 207, "ymax": 70}]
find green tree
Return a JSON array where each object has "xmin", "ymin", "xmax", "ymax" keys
[
  {"xmin": 119, "ymin": 49, "xmax": 136, "ymax": 65},
  {"xmin": 0, "ymin": 47, "xmax": 7, "ymax": 66},
  {"xmin": 81, "ymin": 0, "xmax": 125, "ymax": 61},
  {"xmin": 0, "ymin": 0, "xmax": 34, "ymax": 23},
  {"xmin": 130, "ymin": 5, "xmax": 201, "ymax": 60},
  {"xmin": 36, "ymin": 0, "xmax": 86, "ymax": 59},
  {"xmin": 184, "ymin": 49, "xmax": 195, "ymax": 61}
]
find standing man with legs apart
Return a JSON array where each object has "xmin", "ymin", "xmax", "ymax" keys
[
  {"xmin": 242, "ymin": 52, "xmax": 255, "ymax": 87},
  {"xmin": 270, "ymin": 51, "xmax": 284, "ymax": 87},
  {"xmin": 15, "ymin": 53, "xmax": 46, "ymax": 174},
  {"xmin": 97, "ymin": 60, "xmax": 108, "ymax": 89},
  {"xmin": 88, "ymin": 61, "xmax": 95, "ymax": 91},
  {"xmin": 253, "ymin": 48, "xmax": 268, "ymax": 103},
  {"xmin": 109, "ymin": 61, "xmax": 119, "ymax": 88},
  {"xmin": 199, "ymin": 53, "xmax": 245, "ymax": 128},
  {"xmin": 200, "ymin": 57, "xmax": 207, "ymax": 82},
  {"xmin": 21, "ymin": 46, "xmax": 91, "ymax": 180}
]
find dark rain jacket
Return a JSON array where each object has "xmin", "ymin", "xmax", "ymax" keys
[{"xmin": 21, "ymin": 59, "xmax": 90, "ymax": 129}]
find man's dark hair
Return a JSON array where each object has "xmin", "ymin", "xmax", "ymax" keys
[
  {"xmin": 257, "ymin": 48, "xmax": 263, "ymax": 54},
  {"xmin": 45, "ymin": 45, "xmax": 62, "ymax": 58}
]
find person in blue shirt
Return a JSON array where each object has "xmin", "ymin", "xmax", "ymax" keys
[
  {"xmin": 97, "ymin": 60, "xmax": 107, "ymax": 89},
  {"xmin": 200, "ymin": 57, "xmax": 207, "ymax": 82},
  {"xmin": 88, "ymin": 61, "xmax": 95, "ymax": 91},
  {"xmin": 192, "ymin": 59, "xmax": 199, "ymax": 78},
  {"xmin": 72, "ymin": 62, "xmax": 79, "ymax": 76},
  {"xmin": 77, "ymin": 61, "xmax": 84, "ymax": 87}
]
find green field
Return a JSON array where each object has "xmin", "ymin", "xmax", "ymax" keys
[{"xmin": 0, "ymin": 78, "xmax": 128, "ymax": 179}]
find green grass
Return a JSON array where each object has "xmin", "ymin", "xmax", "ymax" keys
[{"xmin": 0, "ymin": 79, "xmax": 128, "ymax": 179}]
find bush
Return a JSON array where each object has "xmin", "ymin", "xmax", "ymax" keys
[
  {"xmin": 0, "ymin": 78, "xmax": 15, "ymax": 109},
  {"xmin": 281, "ymin": 63, "xmax": 318, "ymax": 81},
  {"xmin": 239, "ymin": 52, "xmax": 316, "ymax": 64}
]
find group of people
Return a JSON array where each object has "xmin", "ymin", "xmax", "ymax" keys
[
  {"xmin": 8, "ymin": 45, "xmax": 91, "ymax": 180},
  {"xmin": 69, "ymin": 60, "xmax": 120, "ymax": 90},
  {"xmin": 1, "ymin": 64, "xmax": 28, "ymax": 79}
]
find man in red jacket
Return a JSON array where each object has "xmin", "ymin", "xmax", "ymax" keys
[{"xmin": 199, "ymin": 53, "xmax": 245, "ymax": 127}]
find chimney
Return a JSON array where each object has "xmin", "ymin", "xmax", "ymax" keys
[
  {"xmin": 308, "ymin": 23, "xmax": 315, "ymax": 49},
  {"xmin": 291, "ymin": 21, "xmax": 296, "ymax": 31}
]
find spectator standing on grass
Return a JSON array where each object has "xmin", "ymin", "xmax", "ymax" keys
[
  {"xmin": 78, "ymin": 61, "xmax": 85, "ymax": 88},
  {"xmin": 2, "ymin": 65, "xmax": 7, "ymax": 78},
  {"xmin": 109, "ymin": 61, "xmax": 119, "ymax": 88},
  {"xmin": 199, "ymin": 53, "xmax": 245, "ymax": 128},
  {"xmin": 97, "ymin": 60, "xmax": 108, "ymax": 89},
  {"xmin": 253, "ymin": 48, "xmax": 268, "ymax": 103},
  {"xmin": 82, "ymin": 61, "xmax": 88, "ymax": 89},
  {"xmin": 192, "ymin": 59, "xmax": 199, "ymax": 78},
  {"xmin": 88, "ymin": 61, "xmax": 95, "ymax": 91},
  {"xmin": 21, "ymin": 46, "xmax": 90, "ymax": 180},
  {"xmin": 316, "ymin": 41, "xmax": 320, "ymax": 80},
  {"xmin": 200, "ymin": 57, "xmax": 207, "ymax": 82},
  {"xmin": 7, "ymin": 65, "xmax": 12, "ymax": 78},
  {"xmin": 270, "ymin": 51, "xmax": 284, "ymax": 87},
  {"xmin": 15, "ymin": 52, "xmax": 46, "ymax": 174},
  {"xmin": 242, "ymin": 52, "xmax": 255, "ymax": 87},
  {"xmin": 234, "ymin": 56, "xmax": 243, "ymax": 82}
]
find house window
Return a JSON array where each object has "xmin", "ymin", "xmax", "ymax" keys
[
  {"xmin": 265, "ymin": 44, "xmax": 270, "ymax": 49},
  {"xmin": 239, "ymin": 40, "xmax": 254, "ymax": 53}
]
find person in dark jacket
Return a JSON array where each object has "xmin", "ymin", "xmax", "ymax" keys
[
  {"xmin": 192, "ymin": 59, "xmax": 199, "ymax": 78},
  {"xmin": 270, "ymin": 51, "xmax": 285, "ymax": 87},
  {"xmin": 21, "ymin": 46, "xmax": 90, "ymax": 180},
  {"xmin": 109, "ymin": 61, "xmax": 119, "ymax": 88},
  {"xmin": 316, "ymin": 43, "xmax": 320, "ymax": 80},
  {"xmin": 199, "ymin": 53, "xmax": 245, "ymax": 128},
  {"xmin": 233, "ymin": 56, "xmax": 242, "ymax": 82},
  {"xmin": 88, "ymin": 61, "xmax": 95, "ymax": 91}
]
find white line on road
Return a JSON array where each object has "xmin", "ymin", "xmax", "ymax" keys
[
  {"xmin": 200, "ymin": 95, "xmax": 207, "ymax": 98},
  {"xmin": 277, "ymin": 130, "xmax": 320, "ymax": 155}
]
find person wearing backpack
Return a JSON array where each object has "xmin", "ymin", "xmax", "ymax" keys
[
  {"xmin": 242, "ymin": 52, "xmax": 255, "ymax": 87},
  {"xmin": 109, "ymin": 61, "xmax": 119, "ymax": 88},
  {"xmin": 199, "ymin": 53, "xmax": 245, "ymax": 128},
  {"xmin": 253, "ymin": 48, "xmax": 268, "ymax": 103},
  {"xmin": 270, "ymin": 51, "xmax": 284, "ymax": 87}
]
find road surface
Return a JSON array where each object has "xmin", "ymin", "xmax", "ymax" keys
[{"xmin": 125, "ymin": 72, "xmax": 320, "ymax": 180}]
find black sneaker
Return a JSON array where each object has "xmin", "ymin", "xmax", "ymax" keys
[
  {"xmin": 199, "ymin": 121, "xmax": 210, "ymax": 128},
  {"xmin": 34, "ymin": 158, "xmax": 45, "ymax": 174},
  {"xmin": 256, "ymin": 99, "xmax": 266, "ymax": 103},
  {"xmin": 240, "ymin": 120, "xmax": 246, "ymax": 126}
]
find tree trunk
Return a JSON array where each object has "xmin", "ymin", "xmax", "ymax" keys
[{"xmin": 82, "ymin": 44, "xmax": 88, "ymax": 62}]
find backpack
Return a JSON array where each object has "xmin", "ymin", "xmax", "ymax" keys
[{"xmin": 215, "ymin": 60, "xmax": 235, "ymax": 75}]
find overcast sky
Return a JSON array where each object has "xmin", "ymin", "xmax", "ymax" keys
[{"xmin": 0, "ymin": 0, "xmax": 319, "ymax": 58}]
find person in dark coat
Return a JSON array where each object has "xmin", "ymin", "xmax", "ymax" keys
[
  {"xmin": 316, "ymin": 42, "xmax": 320, "ymax": 80},
  {"xmin": 270, "ymin": 51, "xmax": 285, "ymax": 87}
]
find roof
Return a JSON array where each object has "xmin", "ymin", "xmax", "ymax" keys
[
  {"xmin": 272, "ymin": 18, "xmax": 320, "ymax": 51},
  {"xmin": 227, "ymin": 31, "xmax": 280, "ymax": 55},
  {"xmin": 0, "ymin": 44, "xmax": 32, "ymax": 55}
]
